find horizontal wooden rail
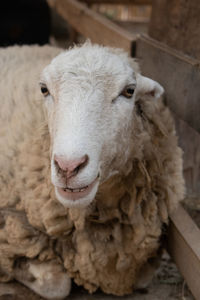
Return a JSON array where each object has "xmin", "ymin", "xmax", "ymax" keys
[
  {"xmin": 135, "ymin": 35, "xmax": 200, "ymax": 133},
  {"xmin": 167, "ymin": 205, "xmax": 200, "ymax": 300},
  {"xmin": 79, "ymin": 0, "xmax": 152, "ymax": 4},
  {"xmin": 55, "ymin": 0, "xmax": 136, "ymax": 54}
]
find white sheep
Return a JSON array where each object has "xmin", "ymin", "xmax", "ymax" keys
[{"xmin": 0, "ymin": 43, "xmax": 184, "ymax": 299}]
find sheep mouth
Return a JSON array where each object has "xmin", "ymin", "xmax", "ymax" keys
[
  {"xmin": 56, "ymin": 175, "xmax": 99, "ymax": 201},
  {"xmin": 63, "ymin": 186, "xmax": 89, "ymax": 193}
]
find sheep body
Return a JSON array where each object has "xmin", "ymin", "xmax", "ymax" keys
[{"xmin": 0, "ymin": 45, "xmax": 184, "ymax": 297}]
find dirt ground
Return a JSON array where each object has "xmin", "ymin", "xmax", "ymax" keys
[{"xmin": 0, "ymin": 252, "xmax": 194, "ymax": 300}]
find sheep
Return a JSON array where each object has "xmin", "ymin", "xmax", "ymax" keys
[{"xmin": 0, "ymin": 43, "xmax": 185, "ymax": 299}]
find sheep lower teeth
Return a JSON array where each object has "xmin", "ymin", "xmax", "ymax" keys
[{"xmin": 63, "ymin": 186, "xmax": 88, "ymax": 193}]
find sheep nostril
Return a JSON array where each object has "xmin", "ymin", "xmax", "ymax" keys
[
  {"xmin": 54, "ymin": 160, "xmax": 61, "ymax": 173},
  {"xmin": 54, "ymin": 154, "xmax": 89, "ymax": 179},
  {"xmin": 80, "ymin": 154, "xmax": 89, "ymax": 169},
  {"xmin": 74, "ymin": 166, "xmax": 80, "ymax": 175}
]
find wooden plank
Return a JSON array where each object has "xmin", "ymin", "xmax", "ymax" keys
[
  {"xmin": 55, "ymin": 0, "xmax": 136, "ymax": 54},
  {"xmin": 79, "ymin": 0, "xmax": 152, "ymax": 4},
  {"xmin": 175, "ymin": 117, "xmax": 200, "ymax": 198},
  {"xmin": 115, "ymin": 20, "xmax": 149, "ymax": 35},
  {"xmin": 135, "ymin": 34, "xmax": 200, "ymax": 133},
  {"xmin": 167, "ymin": 205, "xmax": 200, "ymax": 300},
  {"xmin": 149, "ymin": 0, "xmax": 200, "ymax": 60}
]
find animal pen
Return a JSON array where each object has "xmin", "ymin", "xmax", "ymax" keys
[
  {"xmin": 0, "ymin": 0, "xmax": 199, "ymax": 299},
  {"xmin": 49, "ymin": 0, "xmax": 200, "ymax": 298}
]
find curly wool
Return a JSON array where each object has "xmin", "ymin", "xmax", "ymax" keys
[{"xmin": 0, "ymin": 45, "xmax": 184, "ymax": 295}]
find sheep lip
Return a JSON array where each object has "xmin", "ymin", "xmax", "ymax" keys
[{"xmin": 56, "ymin": 176, "xmax": 99, "ymax": 201}]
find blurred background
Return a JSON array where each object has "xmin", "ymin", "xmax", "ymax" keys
[
  {"xmin": 0, "ymin": 0, "xmax": 51, "ymax": 46},
  {"xmin": 0, "ymin": 0, "xmax": 151, "ymax": 47}
]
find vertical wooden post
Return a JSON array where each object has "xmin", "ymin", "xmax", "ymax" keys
[{"xmin": 168, "ymin": 205, "xmax": 200, "ymax": 300}]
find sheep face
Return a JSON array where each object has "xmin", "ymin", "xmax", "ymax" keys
[{"xmin": 40, "ymin": 44, "xmax": 163, "ymax": 208}]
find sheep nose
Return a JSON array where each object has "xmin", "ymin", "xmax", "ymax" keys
[{"xmin": 54, "ymin": 154, "xmax": 89, "ymax": 179}]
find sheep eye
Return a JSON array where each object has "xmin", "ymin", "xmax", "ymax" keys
[
  {"xmin": 121, "ymin": 84, "xmax": 135, "ymax": 99},
  {"xmin": 41, "ymin": 85, "xmax": 49, "ymax": 97}
]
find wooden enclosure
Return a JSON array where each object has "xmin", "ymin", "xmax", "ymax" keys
[
  {"xmin": 149, "ymin": 0, "xmax": 200, "ymax": 60},
  {"xmin": 51, "ymin": 0, "xmax": 200, "ymax": 298}
]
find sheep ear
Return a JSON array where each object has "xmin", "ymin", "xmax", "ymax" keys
[{"xmin": 136, "ymin": 74, "xmax": 164, "ymax": 100}]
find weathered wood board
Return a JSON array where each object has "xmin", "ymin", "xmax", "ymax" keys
[
  {"xmin": 135, "ymin": 34, "xmax": 200, "ymax": 133},
  {"xmin": 175, "ymin": 117, "xmax": 200, "ymax": 198},
  {"xmin": 168, "ymin": 205, "xmax": 200, "ymax": 300},
  {"xmin": 149, "ymin": 0, "xmax": 200, "ymax": 60},
  {"xmin": 55, "ymin": 0, "xmax": 136, "ymax": 54}
]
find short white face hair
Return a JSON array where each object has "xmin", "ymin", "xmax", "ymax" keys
[{"xmin": 40, "ymin": 43, "xmax": 164, "ymax": 208}]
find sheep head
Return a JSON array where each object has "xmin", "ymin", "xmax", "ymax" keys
[{"xmin": 40, "ymin": 43, "xmax": 164, "ymax": 208}]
